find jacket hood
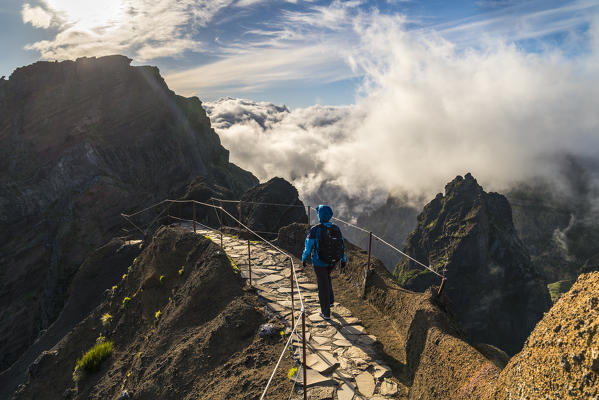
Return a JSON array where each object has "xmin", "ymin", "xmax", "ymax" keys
[{"xmin": 316, "ymin": 205, "xmax": 333, "ymax": 223}]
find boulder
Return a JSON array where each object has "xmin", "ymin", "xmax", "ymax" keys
[
  {"xmin": 239, "ymin": 177, "xmax": 307, "ymax": 239},
  {"xmin": 394, "ymin": 173, "xmax": 551, "ymax": 354}
]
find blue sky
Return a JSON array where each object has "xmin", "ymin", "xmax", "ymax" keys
[{"xmin": 1, "ymin": 0, "xmax": 598, "ymax": 107}]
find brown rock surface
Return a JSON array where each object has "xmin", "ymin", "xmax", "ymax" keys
[
  {"xmin": 0, "ymin": 56, "xmax": 257, "ymax": 377},
  {"xmin": 494, "ymin": 271, "xmax": 599, "ymax": 399},
  {"xmin": 12, "ymin": 227, "xmax": 293, "ymax": 400}
]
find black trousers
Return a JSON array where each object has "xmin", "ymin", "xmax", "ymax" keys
[{"xmin": 314, "ymin": 265, "xmax": 335, "ymax": 317}]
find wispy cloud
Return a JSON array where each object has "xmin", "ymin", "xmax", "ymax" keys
[
  {"xmin": 21, "ymin": 0, "xmax": 234, "ymax": 61},
  {"xmin": 203, "ymin": 8, "xmax": 599, "ymax": 211}
]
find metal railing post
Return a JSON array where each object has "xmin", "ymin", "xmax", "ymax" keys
[
  {"xmin": 192, "ymin": 203, "xmax": 196, "ymax": 233},
  {"xmin": 437, "ymin": 277, "xmax": 447, "ymax": 296},
  {"xmin": 290, "ymin": 260, "xmax": 295, "ymax": 330},
  {"xmin": 365, "ymin": 231, "xmax": 373, "ymax": 287},
  {"xmin": 238, "ymin": 201, "xmax": 242, "ymax": 235},
  {"xmin": 302, "ymin": 310, "xmax": 307, "ymax": 400},
  {"xmin": 248, "ymin": 239, "xmax": 252, "ymax": 286}
]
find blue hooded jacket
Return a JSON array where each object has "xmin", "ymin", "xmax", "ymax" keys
[{"xmin": 302, "ymin": 205, "xmax": 347, "ymax": 267}]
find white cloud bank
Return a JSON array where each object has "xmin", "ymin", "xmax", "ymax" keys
[{"xmin": 205, "ymin": 10, "xmax": 599, "ymax": 210}]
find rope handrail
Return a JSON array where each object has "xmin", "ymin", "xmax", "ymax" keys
[
  {"xmin": 307, "ymin": 206, "xmax": 443, "ymax": 279},
  {"xmin": 210, "ymin": 197, "xmax": 306, "ymax": 208},
  {"xmin": 121, "ymin": 195, "xmax": 446, "ymax": 398},
  {"xmin": 259, "ymin": 312, "xmax": 302, "ymax": 400},
  {"xmin": 122, "ymin": 198, "xmax": 306, "ymax": 309},
  {"xmin": 122, "ymin": 197, "xmax": 444, "ymax": 280},
  {"xmin": 372, "ymin": 234, "xmax": 443, "ymax": 278}
]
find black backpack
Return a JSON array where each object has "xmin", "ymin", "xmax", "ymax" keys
[{"xmin": 317, "ymin": 224, "xmax": 344, "ymax": 265}]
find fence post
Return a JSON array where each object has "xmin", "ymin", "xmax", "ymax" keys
[
  {"xmin": 219, "ymin": 200, "xmax": 224, "ymax": 248},
  {"xmin": 192, "ymin": 203, "xmax": 196, "ymax": 233},
  {"xmin": 364, "ymin": 232, "xmax": 372, "ymax": 293},
  {"xmin": 302, "ymin": 310, "xmax": 307, "ymax": 400},
  {"xmin": 238, "ymin": 201, "xmax": 242, "ymax": 235},
  {"xmin": 290, "ymin": 259, "xmax": 295, "ymax": 330},
  {"xmin": 248, "ymin": 239, "xmax": 252, "ymax": 287},
  {"xmin": 437, "ymin": 277, "xmax": 447, "ymax": 296}
]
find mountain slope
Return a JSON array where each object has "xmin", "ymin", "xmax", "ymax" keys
[
  {"xmin": 395, "ymin": 173, "xmax": 551, "ymax": 354},
  {"xmin": 13, "ymin": 226, "xmax": 292, "ymax": 400},
  {"xmin": 0, "ymin": 55, "xmax": 258, "ymax": 373}
]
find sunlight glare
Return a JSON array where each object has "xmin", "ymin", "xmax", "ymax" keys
[{"xmin": 45, "ymin": 0, "xmax": 127, "ymax": 32}]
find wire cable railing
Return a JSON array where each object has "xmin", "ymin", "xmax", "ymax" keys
[
  {"xmin": 122, "ymin": 196, "xmax": 448, "ymax": 399},
  {"xmin": 208, "ymin": 198, "xmax": 447, "ymax": 290},
  {"xmin": 122, "ymin": 198, "xmax": 309, "ymax": 399}
]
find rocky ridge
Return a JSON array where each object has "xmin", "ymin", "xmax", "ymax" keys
[
  {"xmin": 394, "ymin": 173, "xmax": 551, "ymax": 355},
  {"xmin": 0, "ymin": 55, "xmax": 257, "ymax": 372}
]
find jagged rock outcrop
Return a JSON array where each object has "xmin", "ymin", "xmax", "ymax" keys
[
  {"xmin": 0, "ymin": 55, "xmax": 257, "ymax": 373},
  {"xmin": 494, "ymin": 271, "xmax": 599, "ymax": 399},
  {"xmin": 11, "ymin": 227, "xmax": 292, "ymax": 400},
  {"xmin": 394, "ymin": 173, "xmax": 551, "ymax": 354},
  {"xmin": 239, "ymin": 177, "xmax": 307, "ymax": 238}
]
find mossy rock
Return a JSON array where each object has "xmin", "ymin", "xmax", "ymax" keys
[
  {"xmin": 547, "ymin": 279, "xmax": 575, "ymax": 303},
  {"xmin": 396, "ymin": 268, "xmax": 438, "ymax": 291}
]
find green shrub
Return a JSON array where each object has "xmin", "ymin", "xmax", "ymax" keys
[
  {"xmin": 100, "ymin": 313, "xmax": 112, "ymax": 326},
  {"xmin": 227, "ymin": 256, "xmax": 239, "ymax": 273},
  {"xmin": 547, "ymin": 279, "xmax": 575, "ymax": 303},
  {"xmin": 397, "ymin": 268, "xmax": 434, "ymax": 287},
  {"xmin": 73, "ymin": 340, "xmax": 113, "ymax": 379},
  {"xmin": 122, "ymin": 297, "xmax": 131, "ymax": 309}
]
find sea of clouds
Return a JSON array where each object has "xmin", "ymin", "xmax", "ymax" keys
[{"xmin": 204, "ymin": 12, "xmax": 599, "ymax": 217}]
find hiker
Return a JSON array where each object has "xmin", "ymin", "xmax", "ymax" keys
[{"xmin": 302, "ymin": 205, "xmax": 346, "ymax": 320}]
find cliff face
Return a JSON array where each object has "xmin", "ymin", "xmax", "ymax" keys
[
  {"xmin": 495, "ymin": 271, "xmax": 599, "ymax": 399},
  {"xmin": 394, "ymin": 173, "xmax": 551, "ymax": 355},
  {"xmin": 0, "ymin": 56, "xmax": 258, "ymax": 371}
]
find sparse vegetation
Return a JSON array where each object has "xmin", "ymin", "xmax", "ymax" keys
[
  {"xmin": 155, "ymin": 310, "xmax": 161, "ymax": 320},
  {"xmin": 228, "ymin": 255, "xmax": 240, "ymax": 273},
  {"xmin": 160, "ymin": 274, "xmax": 165, "ymax": 283},
  {"xmin": 111, "ymin": 285, "xmax": 118, "ymax": 291},
  {"xmin": 178, "ymin": 266, "xmax": 185, "ymax": 276},
  {"xmin": 73, "ymin": 340, "xmax": 113, "ymax": 380},
  {"xmin": 288, "ymin": 366, "xmax": 297, "ymax": 379},
  {"xmin": 397, "ymin": 268, "xmax": 434, "ymax": 286},
  {"xmin": 101, "ymin": 313, "xmax": 112, "ymax": 326},
  {"xmin": 122, "ymin": 273, "xmax": 127, "ymax": 280},
  {"xmin": 547, "ymin": 279, "xmax": 575, "ymax": 303},
  {"xmin": 122, "ymin": 297, "xmax": 131, "ymax": 309}
]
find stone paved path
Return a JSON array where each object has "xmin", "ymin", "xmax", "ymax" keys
[{"xmin": 193, "ymin": 226, "xmax": 400, "ymax": 399}]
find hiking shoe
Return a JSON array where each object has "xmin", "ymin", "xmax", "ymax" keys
[{"xmin": 319, "ymin": 312, "xmax": 331, "ymax": 320}]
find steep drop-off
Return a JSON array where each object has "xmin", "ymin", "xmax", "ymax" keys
[
  {"xmin": 0, "ymin": 55, "xmax": 258, "ymax": 372},
  {"xmin": 394, "ymin": 173, "xmax": 551, "ymax": 355}
]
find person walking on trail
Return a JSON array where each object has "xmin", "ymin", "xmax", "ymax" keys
[{"xmin": 302, "ymin": 205, "xmax": 347, "ymax": 320}]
